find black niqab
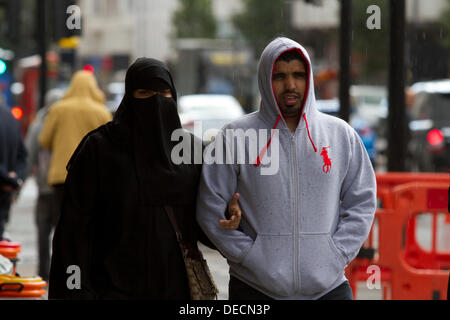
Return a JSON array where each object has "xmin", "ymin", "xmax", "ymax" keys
[{"xmin": 113, "ymin": 57, "xmax": 199, "ymax": 206}]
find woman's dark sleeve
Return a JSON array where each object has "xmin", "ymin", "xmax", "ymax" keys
[{"xmin": 48, "ymin": 135, "xmax": 99, "ymax": 299}]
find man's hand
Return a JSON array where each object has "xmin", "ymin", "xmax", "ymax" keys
[
  {"xmin": 1, "ymin": 172, "xmax": 21, "ymax": 193},
  {"xmin": 220, "ymin": 193, "xmax": 242, "ymax": 230},
  {"xmin": 8, "ymin": 172, "xmax": 17, "ymax": 179}
]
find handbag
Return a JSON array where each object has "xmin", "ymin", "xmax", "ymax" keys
[{"xmin": 164, "ymin": 206, "xmax": 218, "ymax": 300}]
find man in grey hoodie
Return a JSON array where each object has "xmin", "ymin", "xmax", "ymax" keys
[{"xmin": 196, "ymin": 37, "xmax": 377, "ymax": 300}]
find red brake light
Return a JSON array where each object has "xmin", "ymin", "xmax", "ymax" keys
[
  {"xmin": 427, "ymin": 129, "xmax": 444, "ymax": 146},
  {"xmin": 11, "ymin": 107, "xmax": 23, "ymax": 120}
]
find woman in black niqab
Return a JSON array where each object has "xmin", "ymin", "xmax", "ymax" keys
[{"xmin": 48, "ymin": 58, "xmax": 230, "ymax": 300}]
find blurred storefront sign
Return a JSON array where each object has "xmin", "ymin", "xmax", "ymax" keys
[
  {"xmin": 58, "ymin": 36, "xmax": 80, "ymax": 50},
  {"xmin": 209, "ymin": 52, "xmax": 248, "ymax": 66}
]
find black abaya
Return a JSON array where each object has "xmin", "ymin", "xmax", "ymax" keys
[{"xmin": 48, "ymin": 58, "xmax": 211, "ymax": 299}]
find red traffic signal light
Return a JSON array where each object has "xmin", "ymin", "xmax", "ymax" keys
[{"xmin": 11, "ymin": 107, "xmax": 23, "ymax": 120}]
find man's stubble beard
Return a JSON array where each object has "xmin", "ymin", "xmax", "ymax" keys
[{"xmin": 280, "ymin": 98, "xmax": 304, "ymax": 119}]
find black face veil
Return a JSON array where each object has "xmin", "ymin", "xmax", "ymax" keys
[{"xmin": 114, "ymin": 57, "xmax": 200, "ymax": 206}]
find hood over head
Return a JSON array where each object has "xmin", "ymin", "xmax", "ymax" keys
[
  {"xmin": 258, "ymin": 37, "xmax": 317, "ymax": 131},
  {"xmin": 62, "ymin": 70, "xmax": 105, "ymax": 104},
  {"xmin": 113, "ymin": 57, "xmax": 177, "ymax": 123},
  {"xmin": 253, "ymin": 38, "xmax": 318, "ymax": 166}
]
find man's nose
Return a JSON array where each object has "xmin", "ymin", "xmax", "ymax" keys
[{"xmin": 285, "ymin": 76, "xmax": 296, "ymax": 91}]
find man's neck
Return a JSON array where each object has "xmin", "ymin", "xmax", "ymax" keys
[{"xmin": 285, "ymin": 115, "xmax": 300, "ymax": 132}]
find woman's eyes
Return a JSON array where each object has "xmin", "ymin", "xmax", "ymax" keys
[
  {"xmin": 136, "ymin": 90, "xmax": 152, "ymax": 95},
  {"xmin": 134, "ymin": 89, "xmax": 171, "ymax": 98}
]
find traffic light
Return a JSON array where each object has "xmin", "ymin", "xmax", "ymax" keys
[
  {"xmin": 0, "ymin": 59, "xmax": 6, "ymax": 74},
  {"xmin": 10, "ymin": 106, "xmax": 23, "ymax": 120},
  {"xmin": 0, "ymin": 53, "xmax": 14, "ymax": 77}
]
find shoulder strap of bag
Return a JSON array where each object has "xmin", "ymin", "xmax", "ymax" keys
[
  {"xmin": 164, "ymin": 205, "xmax": 183, "ymax": 243},
  {"xmin": 164, "ymin": 205, "xmax": 202, "ymax": 260}
]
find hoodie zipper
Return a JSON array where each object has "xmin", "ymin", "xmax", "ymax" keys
[
  {"xmin": 254, "ymin": 112, "xmax": 317, "ymax": 292},
  {"xmin": 290, "ymin": 133, "xmax": 300, "ymax": 292}
]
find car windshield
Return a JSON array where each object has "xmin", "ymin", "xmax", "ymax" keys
[
  {"xmin": 362, "ymin": 96, "xmax": 384, "ymax": 105},
  {"xmin": 430, "ymin": 94, "xmax": 450, "ymax": 121},
  {"xmin": 183, "ymin": 104, "xmax": 229, "ymax": 112}
]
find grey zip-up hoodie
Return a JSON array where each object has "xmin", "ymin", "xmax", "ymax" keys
[{"xmin": 196, "ymin": 37, "xmax": 377, "ymax": 299}]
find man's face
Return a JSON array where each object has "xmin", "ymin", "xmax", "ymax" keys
[{"xmin": 272, "ymin": 59, "xmax": 307, "ymax": 119}]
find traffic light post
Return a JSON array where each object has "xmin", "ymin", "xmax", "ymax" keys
[
  {"xmin": 0, "ymin": 0, "xmax": 19, "ymax": 108},
  {"xmin": 52, "ymin": 0, "xmax": 81, "ymax": 79},
  {"xmin": 37, "ymin": 0, "xmax": 47, "ymax": 111},
  {"xmin": 339, "ymin": 0, "xmax": 352, "ymax": 123},
  {"xmin": 0, "ymin": 49, "xmax": 14, "ymax": 107},
  {"xmin": 387, "ymin": 0, "xmax": 407, "ymax": 172},
  {"xmin": 37, "ymin": 0, "xmax": 81, "ymax": 109}
]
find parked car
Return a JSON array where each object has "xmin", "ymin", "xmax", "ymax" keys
[
  {"xmin": 316, "ymin": 98, "xmax": 377, "ymax": 165},
  {"xmin": 350, "ymin": 85, "xmax": 387, "ymax": 130},
  {"xmin": 407, "ymin": 79, "xmax": 450, "ymax": 172},
  {"xmin": 350, "ymin": 85, "xmax": 388, "ymax": 157},
  {"xmin": 178, "ymin": 94, "xmax": 245, "ymax": 141},
  {"xmin": 106, "ymin": 82, "xmax": 125, "ymax": 113}
]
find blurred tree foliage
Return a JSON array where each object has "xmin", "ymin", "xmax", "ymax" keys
[
  {"xmin": 172, "ymin": 0, "xmax": 217, "ymax": 38},
  {"xmin": 0, "ymin": 0, "xmax": 36, "ymax": 57},
  {"xmin": 232, "ymin": 0, "xmax": 289, "ymax": 58},
  {"xmin": 233, "ymin": 0, "xmax": 390, "ymax": 77},
  {"xmin": 351, "ymin": 0, "xmax": 390, "ymax": 82},
  {"xmin": 0, "ymin": 6, "xmax": 9, "ymax": 48},
  {"xmin": 440, "ymin": 0, "xmax": 450, "ymax": 48}
]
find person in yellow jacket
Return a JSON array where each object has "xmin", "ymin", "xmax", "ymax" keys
[{"xmin": 39, "ymin": 70, "xmax": 112, "ymax": 215}]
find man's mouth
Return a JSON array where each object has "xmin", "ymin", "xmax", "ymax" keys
[{"xmin": 283, "ymin": 93, "xmax": 300, "ymax": 107}]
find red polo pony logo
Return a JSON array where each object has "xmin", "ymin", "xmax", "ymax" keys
[{"xmin": 321, "ymin": 146, "xmax": 332, "ymax": 173}]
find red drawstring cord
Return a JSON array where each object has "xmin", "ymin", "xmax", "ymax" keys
[
  {"xmin": 254, "ymin": 113, "xmax": 317, "ymax": 167},
  {"xmin": 254, "ymin": 115, "xmax": 281, "ymax": 166},
  {"xmin": 303, "ymin": 113, "xmax": 317, "ymax": 152}
]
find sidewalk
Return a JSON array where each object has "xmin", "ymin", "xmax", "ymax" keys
[{"xmin": 4, "ymin": 178, "xmax": 382, "ymax": 300}]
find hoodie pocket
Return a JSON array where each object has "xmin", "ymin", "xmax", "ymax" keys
[
  {"xmin": 240, "ymin": 234, "xmax": 295, "ymax": 297},
  {"xmin": 298, "ymin": 233, "xmax": 346, "ymax": 296}
]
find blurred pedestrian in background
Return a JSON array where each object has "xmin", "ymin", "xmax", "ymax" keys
[
  {"xmin": 48, "ymin": 58, "xmax": 240, "ymax": 299},
  {"xmin": 38, "ymin": 70, "xmax": 112, "ymax": 221},
  {"xmin": 24, "ymin": 88, "xmax": 64, "ymax": 281},
  {"xmin": 0, "ymin": 104, "xmax": 27, "ymax": 241}
]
